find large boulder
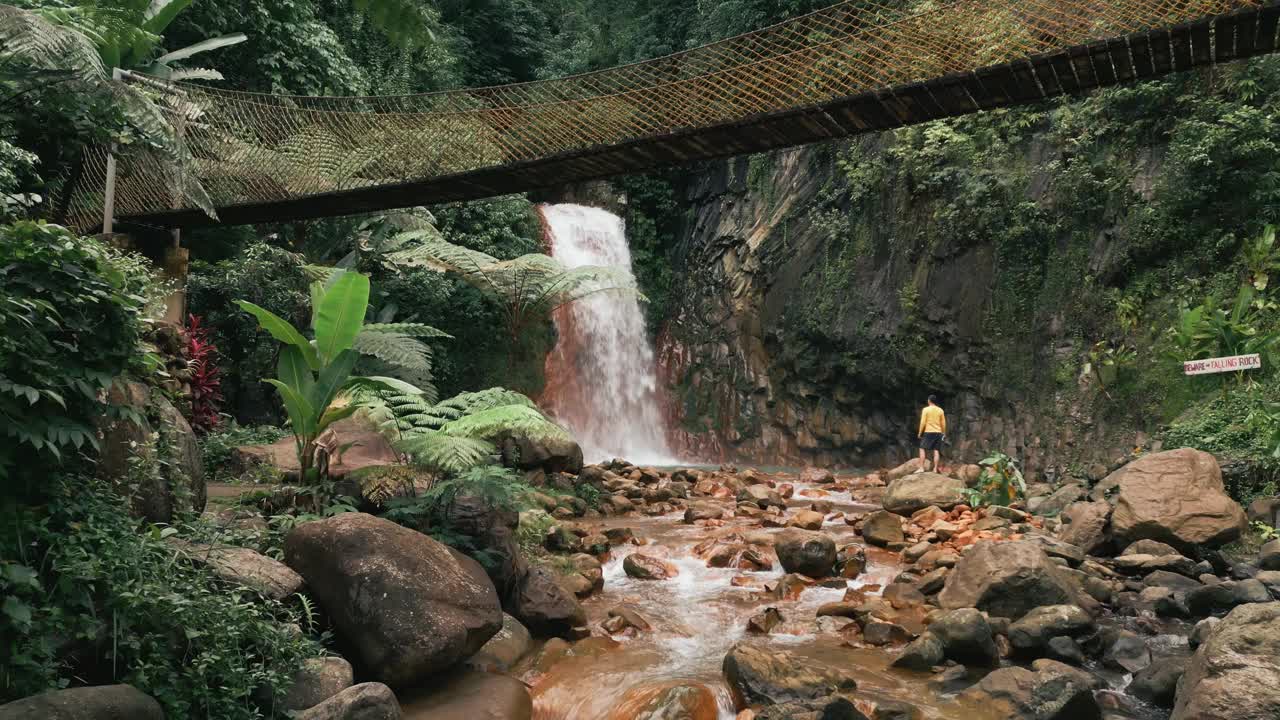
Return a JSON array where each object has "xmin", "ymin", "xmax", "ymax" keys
[
  {"xmin": 882, "ymin": 473, "xmax": 966, "ymax": 516},
  {"xmin": 400, "ymin": 670, "xmax": 531, "ymax": 720},
  {"xmin": 960, "ymin": 659, "xmax": 1102, "ymax": 720},
  {"xmin": 1172, "ymin": 601, "xmax": 1280, "ymax": 720},
  {"xmin": 263, "ymin": 657, "xmax": 355, "ymax": 713},
  {"xmin": 298, "ymin": 683, "xmax": 401, "ymax": 720},
  {"xmin": 928, "ymin": 608, "xmax": 999, "ymax": 666},
  {"xmin": 1055, "ymin": 501, "xmax": 1111, "ymax": 556},
  {"xmin": 861, "ymin": 510, "xmax": 904, "ymax": 547},
  {"xmin": 738, "ymin": 484, "xmax": 786, "ymax": 509},
  {"xmin": 0, "ymin": 685, "xmax": 163, "ymax": 720},
  {"xmin": 98, "ymin": 380, "xmax": 206, "ymax": 522},
  {"xmin": 607, "ymin": 683, "xmax": 720, "ymax": 720},
  {"xmin": 1008, "ymin": 605, "xmax": 1095, "ymax": 654},
  {"xmin": 1104, "ymin": 449, "xmax": 1246, "ymax": 551},
  {"xmin": 774, "ymin": 529, "xmax": 837, "ymax": 578},
  {"xmin": 500, "ymin": 432, "xmax": 583, "ymax": 475},
  {"xmin": 510, "ymin": 565, "xmax": 586, "ymax": 637},
  {"xmin": 168, "ymin": 539, "xmax": 304, "ymax": 600},
  {"xmin": 466, "ymin": 613, "xmax": 532, "ymax": 671},
  {"xmin": 284, "ymin": 513, "xmax": 502, "ymax": 688},
  {"xmin": 937, "ymin": 541, "xmax": 1092, "ymax": 619},
  {"xmin": 722, "ymin": 642, "xmax": 858, "ymax": 706}
]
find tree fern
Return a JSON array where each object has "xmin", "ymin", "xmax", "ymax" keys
[
  {"xmin": 396, "ymin": 433, "xmax": 496, "ymax": 475},
  {"xmin": 438, "ymin": 404, "xmax": 571, "ymax": 444},
  {"xmin": 353, "ymin": 329, "xmax": 434, "ymax": 370}
]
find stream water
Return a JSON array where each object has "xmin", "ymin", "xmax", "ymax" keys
[
  {"xmin": 539, "ymin": 204, "xmax": 678, "ymax": 466},
  {"xmin": 522, "ymin": 476, "xmax": 1005, "ymax": 720}
]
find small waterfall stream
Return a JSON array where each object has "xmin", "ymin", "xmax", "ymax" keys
[{"xmin": 539, "ymin": 203, "xmax": 678, "ymax": 465}]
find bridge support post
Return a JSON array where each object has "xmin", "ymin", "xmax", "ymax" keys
[{"xmin": 101, "ymin": 68, "xmax": 124, "ymax": 234}]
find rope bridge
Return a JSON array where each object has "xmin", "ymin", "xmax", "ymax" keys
[{"xmin": 69, "ymin": 0, "xmax": 1280, "ymax": 230}]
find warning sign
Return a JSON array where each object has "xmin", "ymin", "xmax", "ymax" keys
[{"xmin": 1183, "ymin": 353, "xmax": 1262, "ymax": 376}]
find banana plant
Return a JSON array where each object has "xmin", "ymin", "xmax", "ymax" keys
[{"xmin": 237, "ymin": 270, "xmax": 419, "ymax": 482}]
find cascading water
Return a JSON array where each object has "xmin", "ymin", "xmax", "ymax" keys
[{"xmin": 539, "ymin": 203, "xmax": 678, "ymax": 465}]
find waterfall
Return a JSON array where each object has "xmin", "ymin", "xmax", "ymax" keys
[{"xmin": 539, "ymin": 203, "xmax": 678, "ymax": 465}]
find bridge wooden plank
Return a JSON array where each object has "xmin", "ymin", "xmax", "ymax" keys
[
  {"xmin": 1216, "ymin": 12, "xmax": 1239, "ymax": 62},
  {"xmin": 1030, "ymin": 55, "xmax": 1064, "ymax": 96},
  {"xmin": 1170, "ymin": 23, "xmax": 1194, "ymax": 71},
  {"xmin": 1107, "ymin": 38, "xmax": 1136, "ymax": 83},
  {"xmin": 833, "ymin": 93, "xmax": 899, "ymax": 130},
  {"xmin": 960, "ymin": 73, "xmax": 999, "ymax": 109},
  {"xmin": 1128, "ymin": 33, "xmax": 1157, "ymax": 77},
  {"xmin": 1049, "ymin": 53, "xmax": 1081, "ymax": 93},
  {"xmin": 1068, "ymin": 46, "xmax": 1099, "ymax": 89},
  {"xmin": 1149, "ymin": 29, "xmax": 1174, "ymax": 74},
  {"xmin": 874, "ymin": 90, "xmax": 911, "ymax": 127},
  {"xmin": 976, "ymin": 66, "xmax": 1018, "ymax": 106},
  {"xmin": 1191, "ymin": 20, "xmax": 1213, "ymax": 65},
  {"xmin": 1008, "ymin": 61, "xmax": 1046, "ymax": 103},
  {"xmin": 1088, "ymin": 41, "xmax": 1117, "ymax": 87},
  {"xmin": 892, "ymin": 83, "xmax": 947, "ymax": 121},
  {"xmin": 1235, "ymin": 9, "xmax": 1259, "ymax": 57},
  {"xmin": 1259, "ymin": 3, "xmax": 1280, "ymax": 54},
  {"xmin": 925, "ymin": 76, "xmax": 981, "ymax": 117}
]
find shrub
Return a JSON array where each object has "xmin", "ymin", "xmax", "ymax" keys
[
  {"xmin": 963, "ymin": 451, "xmax": 1027, "ymax": 508},
  {"xmin": 199, "ymin": 423, "xmax": 288, "ymax": 483},
  {"xmin": 0, "ymin": 476, "xmax": 321, "ymax": 716},
  {"xmin": 0, "ymin": 222, "xmax": 150, "ymax": 498},
  {"xmin": 186, "ymin": 314, "xmax": 224, "ymax": 434}
]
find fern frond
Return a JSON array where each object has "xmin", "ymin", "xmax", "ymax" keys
[
  {"xmin": 435, "ymin": 387, "xmax": 535, "ymax": 414},
  {"xmin": 362, "ymin": 322, "xmax": 452, "ymax": 339},
  {"xmin": 439, "ymin": 404, "xmax": 571, "ymax": 443},
  {"xmin": 0, "ymin": 5, "xmax": 105, "ymax": 83},
  {"xmin": 397, "ymin": 432, "xmax": 496, "ymax": 474},
  {"xmin": 354, "ymin": 329, "xmax": 432, "ymax": 370}
]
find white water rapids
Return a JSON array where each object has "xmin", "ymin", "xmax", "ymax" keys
[{"xmin": 539, "ymin": 203, "xmax": 678, "ymax": 465}]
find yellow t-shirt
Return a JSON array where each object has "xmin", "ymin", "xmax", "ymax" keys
[{"xmin": 919, "ymin": 405, "xmax": 946, "ymax": 435}]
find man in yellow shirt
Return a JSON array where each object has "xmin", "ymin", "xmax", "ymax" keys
[{"xmin": 916, "ymin": 394, "xmax": 946, "ymax": 473}]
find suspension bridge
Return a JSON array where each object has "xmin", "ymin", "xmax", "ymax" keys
[{"xmin": 71, "ymin": 0, "xmax": 1280, "ymax": 230}]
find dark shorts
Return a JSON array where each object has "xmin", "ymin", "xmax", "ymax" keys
[{"xmin": 920, "ymin": 432, "xmax": 944, "ymax": 452}]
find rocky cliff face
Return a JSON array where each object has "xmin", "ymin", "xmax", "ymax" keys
[{"xmin": 656, "ymin": 124, "xmax": 1165, "ymax": 477}]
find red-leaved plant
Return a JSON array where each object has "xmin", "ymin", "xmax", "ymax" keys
[{"xmin": 187, "ymin": 314, "xmax": 224, "ymax": 434}]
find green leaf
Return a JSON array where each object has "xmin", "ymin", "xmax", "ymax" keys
[
  {"xmin": 152, "ymin": 33, "xmax": 245, "ymax": 65},
  {"xmin": 317, "ymin": 404, "xmax": 360, "ymax": 433},
  {"xmin": 313, "ymin": 272, "xmax": 369, "ymax": 364},
  {"xmin": 142, "ymin": 0, "xmax": 194, "ymax": 34},
  {"xmin": 2, "ymin": 596, "xmax": 32, "ymax": 626},
  {"xmin": 266, "ymin": 379, "xmax": 316, "ymax": 436},
  {"xmin": 310, "ymin": 350, "xmax": 358, "ymax": 413},
  {"xmin": 235, "ymin": 301, "xmax": 318, "ymax": 369},
  {"xmin": 278, "ymin": 346, "xmax": 316, "ymax": 400},
  {"xmin": 345, "ymin": 375, "xmax": 423, "ymax": 396}
]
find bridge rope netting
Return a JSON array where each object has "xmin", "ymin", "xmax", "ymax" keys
[{"xmin": 65, "ymin": 0, "xmax": 1267, "ymax": 230}]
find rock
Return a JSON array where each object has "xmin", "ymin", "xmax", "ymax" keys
[
  {"xmin": 747, "ymin": 607, "xmax": 784, "ymax": 634},
  {"xmin": 937, "ymin": 541, "xmax": 1092, "ymax": 619},
  {"xmin": 863, "ymin": 618, "xmax": 913, "ymax": 645},
  {"xmin": 400, "ymin": 670, "xmax": 531, "ymax": 720},
  {"xmin": 568, "ymin": 554, "xmax": 604, "ymax": 595},
  {"xmin": 902, "ymin": 542, "xmax": 931, "ymax": 564},
  {"xmin": 684, "ymin": 502, "xmax": 724, "ymax": 522},
  {"xmin": 617, "ymin": 683, "xmax": 720, "ymax": 720},
  {"xmin": 1106, "ymin": 449, "xmax": 1247, "ymax": 551},
  {"xmin": 512, "ymin": 564, "xmax": 587, "ymax": 637},
  {"xmin": 1172, "ymin": 602, "xmax": 1280, "ymax": 720},
  {"xmin": 1102, "ymin": 630, "xmax": 1150, "ymax": 673},
  {"xmin": 1044, "ymin": 637, "xmax": 1085, "ymax": 666},
  {"xmin": 607, "ymin": 605, "xmax": 651, "ymax": 632},
  {"xmin": 1186, "ymin": 579, "xmax": 1271, "ymax": 616},
  {"xmin": 882, "ymin": 473, "xmax": 966, "ymax": 515},
  {"xmin": 1260, "ymin": 539, "xmax": 1280, "ymax": 571},
  {"xmin": 1257, "ymin": 570, "xmax": 1280, "ymax": 598},
  {"xmin": 892, "ymin": 633, "xmax": 944, "ymax": 671},
  {"xmin": 739, "ymin": 484, "xmax": 786, "ymax": 509},
  {"xmin": 837, "ymin": 545, "xmax": 867, "ymax": 578},
  {"xmin": 1055, "ymin": 501, "xmax": 1111, "ymax": 555},
  {"xmin": 1128, "ymin": 657, "xmax": 1186, "ymax": 707},
  {"xmin": 267, "ymin": 657, "xmax": 355, "ymax": 713},
  {"xmin": 1189, "ymin": 616, "xmax": 1220, "ymax": 649},
  {"xmin": 1112, "ymin": 553, "xmax": 1198, "ymax": 577},
  {"xmin": 790, "ymin": 509, "xmax": 827, "ymax": 530},
  {"xmin": 1247, "ymin": 496, "xmax": 1280, "ymax": 526},
  {"xmin": 500, "ymin": 432, "xmax": 583, "ymax": 475},
  {"xmin": 801, "ymin": 467, "xmax": 836, "ymax": 484},
  {"xmin": 885, "ymin": 458, "xmax": 927, "ymax": 481},
  {"xmin": 466, "ymin": 613, "xmax": 531, "ymax": 671},
  {"xmin": 99, "ymin": 381, "xmax": 206, "ymax": 523},
  {"xmin": 928, "ymin": 665, "xmax": 972, "ymax": 695},
  {"xmin": 298, "ymin": 683, "xmax": 401, "ymax": 720},
  {"xmin": 169, "ymin": 539, "xmax": 303, "ymax": 600},
  {"xmin": 929, "ymin": 608, "xmax": 998, "ymax": 666},
  {"xmin": 861, "ymin": 510, "xmax": 905, "ymax": 547},
  {"xmin": 1023, "ymin": 535, "xmax": 1085, "ymax": 567},
  {"xmin": 1008, "ymin": 605, "xmax": 1095, "ymax": 654},
  {"xmin": 883, "ymin": 582, "xmax": 925, "ymax": 609},
  {"xmin": 960, "ymin": 659, "xmax": 1102, "ymax": 720},
  {"xmin": 723, "ymin": 642, "xmax": 857, "ymax": 706},
  {"xmin": 707, "ymin": 544, "xmax": 770, "ymax": 571},
  {"xmin": 1035, "ymin": 485, "xmax": 1086, "ymax": 517},
  {"xmin": 917, "ymin": 567, "xmax": 949, "ymax": 595},
  {"xmin": 0, "ymin": 685, "xmax": 164, "ymax": 720},
  {"xmin": 755, "ymin": 695, "xmax": 869, "ymax": 720},
  {"xmin": 1143, "ymin": 569, "xmax": 1202, "ymax": 592},
  {"xmin": 1120, "ymin": 539, "xmax": 1180, "ymax": 556},
  {"xmin": 624, "ymin": 553, "xmax": 679, "ymax": 580},
  {"xmin": 991, "ymin": 506, "xmax": 1030, "ymax": 522},
  {"xmin": 775, "ymin": 529, "xmax": 837, "ymax": 578},
  {"xmin": 284, "ymin": 514, "xmax": 501, "ymax": 688}
]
